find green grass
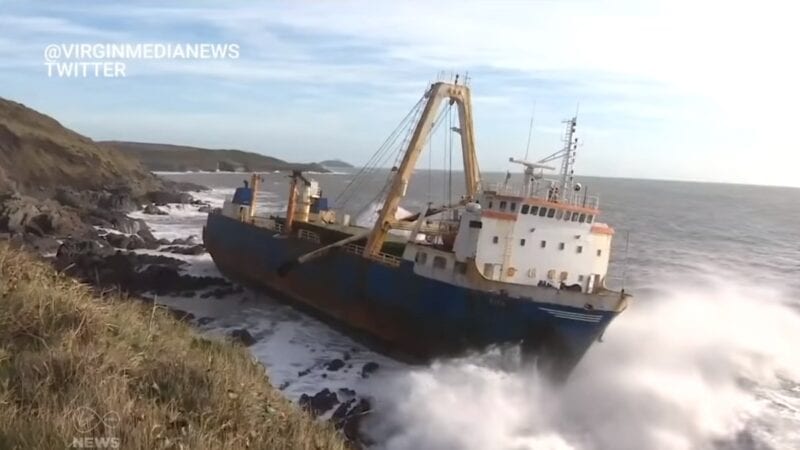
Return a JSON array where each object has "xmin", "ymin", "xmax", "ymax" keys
[{"xmin": 0, "ymin": 243, "xmax": 347, "ymax": 449}]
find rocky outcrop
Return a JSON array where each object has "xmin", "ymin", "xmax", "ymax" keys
[
  {"xmin": 143, "ymin": 204, "xmax": 168, "ymax": 215},
  {"xmin": 299, "ymin": 389, "xmax": 339, "ymax": 417},
  {"xmin": 0, "ymin": 193, "xmax": 93, "ymax": 238},
  {"xmin": 229, "ymin": 329, "xmax": 257, "ymax": 347},
  {"xmin": 53, "ymin": 239, "xmax": 229, "ymax": 295},
  {"xmin": 160, "ymin": 244, "xmax": 206, "ymax": 255},
  {"xmin": 145, "ymin": 190, "xmax": 193, "ymax": 206},
  {"xmin": 361, "ymin": 362, "xmax": 380, "ymax": 378}
]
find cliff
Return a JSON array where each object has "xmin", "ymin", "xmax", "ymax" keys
[
  {"xmin": 0, "ymin": 98, "xmax": 161, "ymax": 196},
  {"xmin": 102, "ymin": 141, "xmax": 329, "ymax": 173}
]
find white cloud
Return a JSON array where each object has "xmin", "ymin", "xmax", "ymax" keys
[{"xmin": 2, "ymin": 0, "xmax": 798, "ymax": 186}]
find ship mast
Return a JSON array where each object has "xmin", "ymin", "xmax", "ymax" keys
[
  {"xmin": 559, "ymin": 117, "xmax": 578, "ymax": 201},
  {"xmin": 363, "ymin": 79, "xmax": 481, "ymax": 258}
]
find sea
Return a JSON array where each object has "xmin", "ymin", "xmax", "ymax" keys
[{"xmin": 132, "ymin": 169, "xmax": 800, "ymax": 450}]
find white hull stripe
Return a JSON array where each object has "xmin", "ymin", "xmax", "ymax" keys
[{"xmin": 539, "ymin": 307, "xmax": 602, "ymax": 322}]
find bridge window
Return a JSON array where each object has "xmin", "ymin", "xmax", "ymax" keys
[
  {"xmin": 520, "ymin": 239, "xmax": 526, "ymax": 246},
  {"xmin": 579, "ymin": 213, "xmax": 586, "ymax": 223},
  {"xmin": 555, "ymin": 209, "xmax": 564, "ymax": 220},
  {"xmin": 577, "ymin": 246, "xmax": 583, "ymax": 254},
  {"xmin": 578, "ymin": 274, "xmax": 585, "ymax": 282},
  {"xmin": 538, "ymin": 207, "xmax": 547, "ymax": 217},
  {"xmin": 488, "ymin": 201, "xmax": 493, "ymax": 209},
  {"xmin": 597, "ymin": 249, "xmax": 602, "ymax": 257},
  {"xmin": 547, "ymin": 208, "xmax": 556, "ymax": 218},
  {"xmin": 571, "ymin": 212, "xmax": 580, "ymax": 222},
  {"xmin": 499, "ymin": 201, "xmax": 507, "ymax": 211},
  {"xmin": 586, "ymin": 214, "xmax": 593, "ymax": 224},
  {"xmin": 540, "ymin": 240, "xmax": 547, "ymax": 248},
  {"xmin": 521, "ymin": 204, "xmax": 529, "ymax": 214},
  {"xmin": 558, "ymin": 242, "xmax": 565, "ymax": 250},
  {"xmin": 530, "ymin": 206, "xmax": 539, "ymax": 215},
  {"xmin": 415, "ymin": 251, "xmax": 428, "ymax": 265},
  {"xmin": 564, "ymin": 212, "xmax": 571, "ymax": 221},
  {"xmin": 510, "ymin": 202, "xmax": 517, "ymax": 212},
  {"xmin": 454, "ymin": 261, "xmax": 467, "ymax": 274},
  {"xmin": 527, "ymin": 268, "xmax": 536, "ymax": 278},
  {"xmin": 492, "ymin": 236, "xmax": 499, "ymax": 244},
  {"xmin": 433, "ymin": 256, "xmax": 447, "ymax": 269}
]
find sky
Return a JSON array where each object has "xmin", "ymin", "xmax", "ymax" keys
[{"xmin": 1, "ymin": 0, "xmax": 798, "ymax": 187}]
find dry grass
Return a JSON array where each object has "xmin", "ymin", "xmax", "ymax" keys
[{"xmin": 0, "ymin": 243, "xmax": 347, "ymax": 450}]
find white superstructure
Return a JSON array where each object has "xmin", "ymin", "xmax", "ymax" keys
[{"xmin": 404, "ymin": 116, "xmax": 615, "ymax": 296}]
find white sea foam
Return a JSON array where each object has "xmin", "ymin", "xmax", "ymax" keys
[{"xmin": 362, "ymin": 280, "xmax": 800, "ymax": 450}]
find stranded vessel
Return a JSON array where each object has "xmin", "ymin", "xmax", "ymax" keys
[{"xmin": 204, "ymin": 78, "xmax": 630, "ymax": 377}]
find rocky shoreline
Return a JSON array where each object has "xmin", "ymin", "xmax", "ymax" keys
[{"xmin": 0, "ymin": 183, "xmax": 376, "ymax": 446}]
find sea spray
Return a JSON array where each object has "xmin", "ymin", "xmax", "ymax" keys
[{"xmin": 363, "ymin": 277, "xmax": 800, "ymax": 450}]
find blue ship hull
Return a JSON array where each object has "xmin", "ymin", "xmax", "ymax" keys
[{"xmin": 204, "ymin": 213, "xmax": 620, "ymax": 377}]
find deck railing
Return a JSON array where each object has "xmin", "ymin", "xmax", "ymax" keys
[
  {"xmin": 342, "ymin": 243, "xmax": 402, "ymax": 267},
  {"xmin": 489, "ymin": 182, "xmax": 600, "ymax": 210},
  {"xmin": 298, "ymin": 228, "xmax": 321, "ymax": 244}
]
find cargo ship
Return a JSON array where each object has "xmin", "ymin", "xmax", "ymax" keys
[{"xmin": 204, "ymin": 78, "xmax": 630, "ymax": 377}]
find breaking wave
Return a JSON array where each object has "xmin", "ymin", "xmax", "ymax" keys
[{"xmin": 363, "ymin": 277, "xmax": 800, "ymax": 450}]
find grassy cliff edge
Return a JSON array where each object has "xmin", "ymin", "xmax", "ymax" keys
[{"xmin": 0, "ymin": 243, "xmax": 346, "ymax": 450}]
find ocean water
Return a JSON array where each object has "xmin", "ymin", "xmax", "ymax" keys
[{"xmin": 142, "ymin": 170, "xmax": 800, "ymax": 450}]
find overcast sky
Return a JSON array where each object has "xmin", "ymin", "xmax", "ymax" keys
[{"xmin": 1, "ymin": 0, "xmax": 798, "ymax": 187}]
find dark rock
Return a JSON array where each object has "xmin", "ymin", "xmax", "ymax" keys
[
  {"xmin": 125, "ymin": 234, "xmax": 148, "ymax": 250},
  {"xmin": 197, "ymin": 205, "xmax": 212, "ymax": 213},
  {"xmin": 3, "ymin": 232, "xmax": 61, "ymax": 254},
  {"xmin": 160, "ymin": 244, "xmax": 206, "ymax": 255},
  {"xmin": 161, "ymin": 180, "xmax": 207, "ymax": 193},
  {"xmin": 55, "ymin": 187, "xmax": 139, "ymax": 213},
  {"xmin": 143, "ymin": 204, "xmax": 168, "ymax": 215},
  {"xmin": 170, "ymin": 236, "xmax": 198, "ymax": 246},
  {"xmin": 297, "ymin": 367, "xmax": 312, "ymax": 378},
  {"xmin": 361, "ymin": 362, "xmax": 380, "ymax": 378},
  {"xmin": 337, "ymin": 388, "xmax": 356, "ymax": 401},
  {"xmin": 331, "ymin": 399, "xmax": 356, "ymax": 424},
  {"xmin": 54, "ymin": 240, "xmax": 227, "ymax": 295},
  {"xmin": 157, "ymin": 238, "xmax": 171, "ymax": 245},
  {"xmin": 166, "ymin": 307, "xmax": 195, "ymax": 322},
  {"xmin": 229, "ymin": 328, "xmax": 256, "ymax": 346},
  {"xmin": 136, "ymin": 228, "xmax": 160, "ymax": 249},
  {"xmin": 197, "ymin": 317, "xmax": 214, "ymax": 326},
  {"xmin": 56, "ymin": 238, "xmax": 114, "ymax": 261},
  {"xmin": 87, "ymin": 209, "xmax": 148, "ymax": 235},
  {"xmin": 145, "ymin": 190, "xmax": 193, "ymax": 205},
  {"xmin": 299, "ymin": 388, "xmax": 339, "ymax": 417},
  {"xmin": 104, "ymin": 232, "xmax": 130, "ymax": 249},
  {"xmin": 0, "ymin": 193, "xmax": 91, "ymax": 238},
  {"xmin": 96, "ymin": 189, "xmax": 139, "ymax": 212},
  {"xmin": 199, "ymin": 285, "xmax": 243, "ymax": 299},
  {"xmin": 342, "ymin": 352, "xmax": 351, "ymax": 361},
  {"xmin": 326, "ymin": 359, "xmax": 345, "ymax": 372},
  {"xmin": 333, "ymin": 398, "xmax": 372, "ymax": 442}
]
